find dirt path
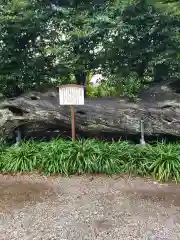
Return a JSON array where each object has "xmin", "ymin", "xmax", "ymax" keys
[{"xmin": 0, "ymin": 174, "xmax": 180, "ymax": 240}]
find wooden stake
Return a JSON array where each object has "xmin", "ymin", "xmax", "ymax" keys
[
  {"xmin": 140, "ymin": 119, "xmax": 146, "ymax": 145},
  {"xmin": 71, "ymin": 105, "xmax": 75, "ymax": 141}
]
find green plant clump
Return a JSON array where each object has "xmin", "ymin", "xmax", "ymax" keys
[{"xmin": 0, "ymin": 139, "xmax": 180, "ymax": 183}]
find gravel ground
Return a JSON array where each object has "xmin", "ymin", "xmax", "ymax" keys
[{"xmin": 0, "ymin": 174, "xmax": 180, "ymax": 240}]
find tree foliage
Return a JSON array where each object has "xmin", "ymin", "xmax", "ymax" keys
[
  {"xmin": 95, "ymin": 0, "xmax": 180, "ymax": 81},
  {"xmin": 0, "ymin": 0, "xmax": 179, "ymax": 97}
]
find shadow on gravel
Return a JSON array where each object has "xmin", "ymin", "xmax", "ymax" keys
[
  {"xmin": 0, "ymin": 179, "xmax": 56, "ymax": 213},
  {"xmin": 124, "ymin": 185, "xmax": 180, "ymax": 207}
]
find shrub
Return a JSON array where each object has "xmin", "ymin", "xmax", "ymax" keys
[
  {"xmin": 86, "ymin": 73, "xmax": 148, "ymax": 100},
  {"xmin": 86, "ymin": 84, "xmax": 117, "ymax": 98},
  {"xmin": 0, "ymin": 138, "xmax": 180, "ymax": 182},
  {"xmin": 1, "ymin": 141, "xmax": 42, "ymax": 173},
  {"xmin": 147, "ymin": 143, "xmax": 180, "ymax": 183}
]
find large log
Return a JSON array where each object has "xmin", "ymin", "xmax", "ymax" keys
[{"xmin": 0, "ymin": 80, "xmax": 180, "ymax": 142}]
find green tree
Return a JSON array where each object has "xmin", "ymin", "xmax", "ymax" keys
[
  {"xmin": 95, "ymin": 0, "xmax": 180, "ymax": 82},
  {"xmin": 0, "ymin": 0, "xmax": 110, "ymax": 97},
  {"xmin": 0, "ymin": 0, "xmax": 59, "ymax": 96},
  {"xmin": 0, "ymin": 0, "xmax": 179, "ymax": 98}
]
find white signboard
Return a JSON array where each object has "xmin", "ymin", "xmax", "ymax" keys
[{"xmin": 58, "ymin": 84, "xmax": 84, "ymax": 105}]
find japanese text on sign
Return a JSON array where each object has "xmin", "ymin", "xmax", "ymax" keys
[{"xmin": 59, "ymin": 84, "xmax": 84, "ymax": 105}]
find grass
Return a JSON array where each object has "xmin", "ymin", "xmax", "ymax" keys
[{"xmin": 0, "ymin": 139, "xmax": 180, "ymax": 183}]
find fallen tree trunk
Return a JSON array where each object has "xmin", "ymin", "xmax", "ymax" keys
[{"xmin": 1, "ymin": 81, "xmax": 180, "ymax": 142}]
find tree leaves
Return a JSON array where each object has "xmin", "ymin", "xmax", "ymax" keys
[{"xmin": 0, "ymin": 0, "xmax": 179, "ymax": 97}]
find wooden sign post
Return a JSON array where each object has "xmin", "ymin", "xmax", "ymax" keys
[{"xmin": 58, "ymin": 84, "xmax": 84, "ymax": 141}]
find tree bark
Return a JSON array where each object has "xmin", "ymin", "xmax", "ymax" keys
[{"xmin": 0, "ymin": 81, "xmax": 180, "ymax": 142}]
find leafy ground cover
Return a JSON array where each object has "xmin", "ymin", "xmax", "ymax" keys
[{"xmin": 0, "ymin": 139, "xmax": 180, "ymax": 183}]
